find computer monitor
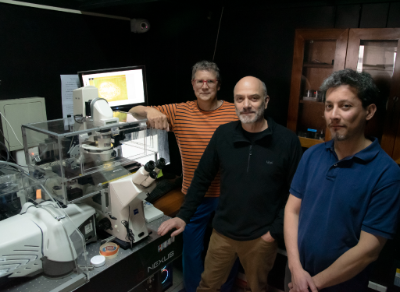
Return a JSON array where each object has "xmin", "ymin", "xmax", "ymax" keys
[{"xmin": 78, "ymin": 65, "xmax": 148, "ymax": 111}]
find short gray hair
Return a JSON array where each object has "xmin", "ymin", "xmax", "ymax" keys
[{"xmin": 191, "ymin": 60, "xmax": 221, "ymax": 82}]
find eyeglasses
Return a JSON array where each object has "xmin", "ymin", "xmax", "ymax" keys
[{"xmin": 192, "ymin": 79, "xmax": 219, "ymax": 88}]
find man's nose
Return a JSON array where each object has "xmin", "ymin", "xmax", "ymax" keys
[
  {"xmin": 330, "ymin": 106, "xmax": 340, "ymax": 119},
  {"xmin": 243, "ymin": 98, "xmax": 251, "ymax": 108},
  {"xmin": 201, "ymin": 81, "xmax": 209, "ymax": 89}
]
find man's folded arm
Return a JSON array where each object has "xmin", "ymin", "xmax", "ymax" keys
[{"xmin": 312, "ymin": 231, "xmax": 386, "ymax": 290}]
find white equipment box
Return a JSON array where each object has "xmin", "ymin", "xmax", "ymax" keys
[{"xmin": 0, "ymin": 97, "xmax": 47, "ymax": 151}]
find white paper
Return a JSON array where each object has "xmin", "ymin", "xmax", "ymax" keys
[{"xmin": 60, "ymin": 75, "xmax": 80, "ymax": 119}]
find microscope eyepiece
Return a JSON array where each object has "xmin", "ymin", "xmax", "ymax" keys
[
  {"xmin": 149, "ymin": 171, "xmax": 158, "ymax": 179},
  {"xmin": 155, "ymin": 158, "xmax": 166, "ymax": 170},
  {"xmin": 144, "ymin": 161, "xmax": 155, "ymax": 172}
]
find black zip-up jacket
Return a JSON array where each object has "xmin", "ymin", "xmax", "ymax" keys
[{"xmin": 177, "ymin": 118, "xmax": 302, "ymax": 241}]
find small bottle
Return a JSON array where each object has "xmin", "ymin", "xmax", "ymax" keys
[
  {"xmin": 140, "ymin": 171, "xmax": 157, "ymax": 187},
  {"xmin": 132, "ymin": 161, "xmax": 155, "ymax": 185},
  {"xmin": 67, "ymin": 114, "xmax": 73, "ymax": 131}
]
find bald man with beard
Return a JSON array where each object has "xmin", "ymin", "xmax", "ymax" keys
[{"xmin": 159, "ymin": 76, "xmax": 302, "ymax": 291}]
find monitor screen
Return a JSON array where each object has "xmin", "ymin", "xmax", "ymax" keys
[{"xmin": 78, "ymin": 65, "xmax": 148, "ymax": 110}]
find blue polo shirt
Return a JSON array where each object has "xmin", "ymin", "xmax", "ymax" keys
[{"xmin": 290, "ymin": 138, "xmax": 400, "ymax": 291}]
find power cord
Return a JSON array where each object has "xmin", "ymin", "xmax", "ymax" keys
[
  {"xmin": 0, "ymin": 141, "xmax": 10, "ymax": 162},
  {"xmin": 121, "ymin": 220, "xmax": 134, "ymax": 247},
  {"xmin": 121, "ymin": 205, "xmax": 134, "ymax": 248},
  {"xmin": 74, "ymin": 115, "xmax": 85, "ymax": 124},
  {"xmin": 0, "ymin": 112, "xmax": 23, "ymax": 146},
  {"xmin": 0, "ymin": 124, "xmax": 31, "ymax": 168},
  {"xmin": 212, "ymin": 7, "xmax": 224, "ymax": 61}
]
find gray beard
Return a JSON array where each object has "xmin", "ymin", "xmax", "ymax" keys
[{"xmin": 236, "ymin": 106, "xmax": 264, "ymax": 124}]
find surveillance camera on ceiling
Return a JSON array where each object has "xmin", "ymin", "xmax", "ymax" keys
[{"xmin": 131, "ymin": 19, "xmax": 150, "ymax": 33}]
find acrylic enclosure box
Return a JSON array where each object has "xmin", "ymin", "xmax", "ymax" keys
[
  {"xmin": 0, "ymin": 168, "xmax": 41, "ymax": 221},
  {"xmin": 21, "ymin": 112, "xmax": 169, "ymax": 205}
]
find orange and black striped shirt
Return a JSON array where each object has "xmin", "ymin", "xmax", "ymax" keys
[{"xmin": 153, "ymin": 101, "xmax": 238, "ymax": 197}]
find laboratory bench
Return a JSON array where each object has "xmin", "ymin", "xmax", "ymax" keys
[{"xmin": 0, "ymin": 188, "xmax": 185, "ymax": 292}]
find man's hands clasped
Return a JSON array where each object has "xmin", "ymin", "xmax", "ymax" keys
[
  {"xmin": 288, "ymin": 266, "xmax": 318, "ymax": 292},
  {"xmin": 158, "ymin": 217, "xmax": 186, "ymax": 237}
]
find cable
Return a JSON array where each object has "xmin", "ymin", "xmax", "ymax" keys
[
  {"xmin": 0, "ymin": 112, "xmax": 23, "ymax": 146},
  {"xmin": 0, "ymin": 112, "xmax": 30, "ymax": 168},
  {"xmin": 31, "ymin": 221, "xmax": 45, "ymax": 257},
  {"xmin": 0, "ymin": 128, "xmax": 10, "ymax": 148},
  {"xmin": 0, "ymin": 128, "xmax": 32, "ymax": 168},
  {"xmin": 121, "ymin": 205, "xmax": 134, "ymax": 248},
  {"xmin": 74, "ymin": 115, "xmax": 85, "ymax": 124},
  {"xmin": 0, "ymin": 141, "xmax": 10, "ymax": 162},
  {"xmin": 212, "ymin": 7, "xmax": 224, "ymax": 61},
  {"xmin": 0, "ymin": 127, "xmax": 16, "ymax": 165},
  {"xmin": 19, "ymin": 204, "xmax": 36, "ymax": 215}
]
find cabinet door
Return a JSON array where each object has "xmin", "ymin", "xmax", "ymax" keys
[
  {"xmin": 346, "ymin": 28, "xmax": 400, "ymax": 162},
  {"xmin": 287, "ymin": 29, "xmax": 349, "ymax": 148}
]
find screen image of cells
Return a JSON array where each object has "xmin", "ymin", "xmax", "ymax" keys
[
  {"xmin": 89, "ymin": 75, "xmax": 129, "ymax": 102},
  {"xmin": 99, "ymin": 82, "xmax": 121, "ymax": 99}
]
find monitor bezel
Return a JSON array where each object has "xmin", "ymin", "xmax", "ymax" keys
[{"xmin": 77, "ymin": 65, "xmax": 148, "ymax": 112}]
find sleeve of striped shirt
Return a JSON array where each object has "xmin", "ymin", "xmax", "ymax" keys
[{"xmin": 151, "ymin": 104, "xmax": 178, "ymax": 131}]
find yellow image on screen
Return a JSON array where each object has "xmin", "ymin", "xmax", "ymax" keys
[
  {"xmin": 113, "ymin": 111, "xmax": 128, "ymax": 122},
  {"xmin": 89, "ymin": 75, "xmax": 128, "ymax": 102}
]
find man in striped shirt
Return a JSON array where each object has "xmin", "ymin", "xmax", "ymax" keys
[{"xmin": 129, "ymin": 61, "xmax": 238, "ymax": 292}]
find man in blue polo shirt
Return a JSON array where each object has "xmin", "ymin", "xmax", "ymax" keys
[{"xmin": 284, "ymin": 69, "xmax": 400, "ymax": 292}]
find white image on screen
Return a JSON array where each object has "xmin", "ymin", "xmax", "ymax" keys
[{"xmin": 99, "ymin": 82, "xmax": 121, "ymax": 100}]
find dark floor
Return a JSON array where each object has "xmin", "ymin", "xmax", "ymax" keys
[{"xmin": 164, "ymin": 263, "xmax": 283, "ymax": 292}]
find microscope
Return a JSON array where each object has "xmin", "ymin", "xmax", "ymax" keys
[{"xmin": 92, "ymin": 159, "xmax": 165, "ymax": 249}]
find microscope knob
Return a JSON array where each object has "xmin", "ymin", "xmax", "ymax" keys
[{"xmin": 97, "ymin": 217, "xmax": 112, "ymax": 230}]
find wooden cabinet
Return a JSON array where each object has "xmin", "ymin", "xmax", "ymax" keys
[
  {"xmin": 287, "ymin": 28, "xmax": 400, "ymax": 163},
  {"xmin": 346, "ymin": 28, "xmax": 400, "ymax": 164},
  {"xmin": 287, "ymin": 29, "xmax": 349, "ymax": 148}
]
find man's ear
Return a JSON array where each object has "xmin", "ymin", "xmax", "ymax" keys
[
  {"xmin": 366, "ymin": 103, "xmax": 377, "ymax": 121},
  {"xmin": 264, "ymin": 95, "xmax": 270, "ymax": 109}
]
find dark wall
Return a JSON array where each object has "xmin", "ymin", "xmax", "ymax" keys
[
  {"xmin": 0, "ymin": 3, "xmax": 142, "ymax": 120},
  {"xmin": 139, "ymin": 8, "xmax": 224, "ymax": 106}
]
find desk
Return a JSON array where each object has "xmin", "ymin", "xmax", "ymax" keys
[{"xmin": 153, "ymin": 187, "xmax": 185, "ymax": 217}]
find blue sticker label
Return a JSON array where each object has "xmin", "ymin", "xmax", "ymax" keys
[{"xmin": 134, "ymin": 209, "xmax": 139, "ymax": 215}]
